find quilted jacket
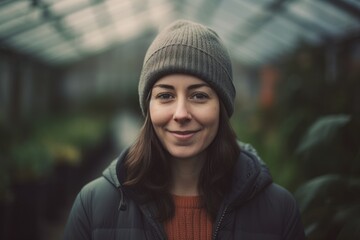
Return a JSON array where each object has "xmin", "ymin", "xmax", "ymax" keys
[{"xmin": 63, "ymin": 144, "xmax": 305, "ymax": 240}]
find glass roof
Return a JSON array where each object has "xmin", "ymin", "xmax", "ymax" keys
[{"xmin": 0, "ymin": 0, "xmax": 359, "ymax": 67}]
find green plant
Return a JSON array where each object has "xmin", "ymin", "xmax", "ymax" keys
[
  {"xmin": 10, "ymin": 140, "xmax": 54, "ymax": 182},
  {"xmin": 295, "ymin": 174, "xmax": 360, "ymax": 239},
  {"xmin": 295, "ymin": 115, "xmax": 360, "ymax": 239}
]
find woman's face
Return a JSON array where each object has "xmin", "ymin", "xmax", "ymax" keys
[{"xmin": 149, "ymin": 74, "xmax": 220, "ymax": 160}]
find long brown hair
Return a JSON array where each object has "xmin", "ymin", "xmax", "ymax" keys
[{"xmin": 124, "ymin": 101, "xmax": 240, "ymax": 221}]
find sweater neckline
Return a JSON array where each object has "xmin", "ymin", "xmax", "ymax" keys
[{"xmin": 172, "ymin": 195, "xmax": 202, "ymax": 208}]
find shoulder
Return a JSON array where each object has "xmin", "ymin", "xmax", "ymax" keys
[
  {"xmin": 63, "ymin": 177, "xmax": 121, "ymax": 239},
  {"xmin": 232, "ymin": 183, "xmax": 305, "ymax": 239},
  {"xmin": 238, "ymin": 183, "xmax": 299, "ymax": 216},
  {"xmin": 75, "ymin": 177, "xmax": 121, "ymax": 221},
  {"xmin": 261, "ymin": 184, "xmax": 305, "ymax": 239},
  {"xmin": 263, "ymin": 183, "xmax": 297, "ymax": 202},
  {"xmin": 81, "ymin": 176, "xmax": 117, "ymax": 196},
  {"xmin": 260, "ymin": 183, "xmax": 300, "ymax": 215}
]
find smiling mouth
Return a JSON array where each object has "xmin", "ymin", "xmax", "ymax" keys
[
  {"xmin": 168, "ymin": 130, "xmax": 200, "ymax": 139},
  {"xmin": 169, "ymin": 129, "xmax": 200, "ymax": 134}
]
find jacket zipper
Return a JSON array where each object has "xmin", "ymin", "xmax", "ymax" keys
[{"xmin": 212, "ymin": 206, "xmax": 228, "ymax": 240}]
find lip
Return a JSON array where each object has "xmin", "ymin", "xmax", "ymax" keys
[{"xmin": 168, "ymin": 130, "xmax": 200, "ymax": 140}]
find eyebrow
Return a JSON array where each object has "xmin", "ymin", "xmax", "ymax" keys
[{"xmin": 152, "ymin": 83, "xmax": 210, "ymax": 90}]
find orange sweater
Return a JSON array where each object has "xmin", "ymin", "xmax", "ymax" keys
[{"xmin": 164, "ymin": 195, "xmax": 213, "ymax": 240}]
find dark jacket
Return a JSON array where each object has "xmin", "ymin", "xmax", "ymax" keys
[{"xmin": 63, "ymin": 145, "xmax": 305, "ymax": 240}]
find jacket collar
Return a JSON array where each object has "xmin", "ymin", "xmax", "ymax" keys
[
  {"xmin": 224, "ymin": 149, "xmax": 272, "ymax": 208},
  {"xmin": 102, "ymin": 149, "xmax": 129, "ymax": 188},
  {"xmin": 102, "ymin": 143, "xmax": 272, "ymax": 208}
]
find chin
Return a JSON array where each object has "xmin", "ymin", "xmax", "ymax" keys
[{"xmin": 167, "ymin": 147, "xmax": 204, "ymax": 160}]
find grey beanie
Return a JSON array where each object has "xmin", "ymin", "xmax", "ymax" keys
[{"xmin": 138, "ymin": 19, "xmax": 236, "ymax": 116}]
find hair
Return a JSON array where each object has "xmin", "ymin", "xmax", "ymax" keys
[{"xmin": 123, "ymin": 100, "xmax": 240, "ymax": 221}]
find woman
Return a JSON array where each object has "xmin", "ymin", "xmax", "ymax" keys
[{"xmin": 63, "ymin": 20, "xmax": 305, "ymax": 240}]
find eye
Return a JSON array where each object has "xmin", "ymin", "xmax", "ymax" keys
[
  {"xmin": 155, "ymin": 93, "xmax": 174, "ymax": 100},
  {"xmin": 191, "ymin": 92, "xmax": 209, "ymax": 101}
]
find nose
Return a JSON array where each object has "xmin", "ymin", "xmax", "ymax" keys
[{"xmin": 173, "ymin": 99, "xmax": 191, "ymax": 122}]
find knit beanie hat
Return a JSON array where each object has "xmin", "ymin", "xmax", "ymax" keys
[{"xmin": 138, "ymin": 19, "xmax": 236, "ymax": 117}]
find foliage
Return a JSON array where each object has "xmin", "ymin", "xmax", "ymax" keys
[
  {"xmin": 295, "ymin": 115, "xmax": 360, "ymax": 239},
  {"xmin": 296, "ymin": 115, "xmax": 350, "ymax": 154},
  {"xmin": 296, "ymin": 115, "xmax": 359, "ymax": 178},
  {"xmin": 233, "ymin": 38, "xmax": 360, "ymax": 240},
  {"xmin": 34, "ymin": 115, "xmax": 108, "ymax": 149},
  {"xmin": 10, "ymin": 140, "xmax": 54, "ymax": 182},
  {"xmin": 231, "ymin": 111, "xmax": 300, "ymax": 190},
  {"xmin": 0, "ymin": 113, "xmax": 109, "ymax": 201},
  {"xmin": 295, "ymin": 174, "xmax": 360, "ymax": 239}
]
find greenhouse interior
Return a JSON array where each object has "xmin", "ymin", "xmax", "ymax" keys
[{"xmin": 0, "ymin": 0, "xmax": 359, "ymax": 239}]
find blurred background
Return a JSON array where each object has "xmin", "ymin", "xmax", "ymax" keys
[{"xmin": 0, "ymin": 0, "xmax": 359, "ymax": 239}]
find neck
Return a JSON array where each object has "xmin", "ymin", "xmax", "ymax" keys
[{"xmin": 170, "ymin": 154, "xmax": 205, "ymax": 196}]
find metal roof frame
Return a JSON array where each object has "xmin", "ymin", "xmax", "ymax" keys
[{"xmin": 0, "ymin": 0, "xmax": 359, "ymax": 67}]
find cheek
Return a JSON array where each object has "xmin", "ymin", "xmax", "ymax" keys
[
  {"xmin": 149, "ymin": 102, "xmax": 171, "ymax": 126},
  {"xmin": 207, "ymin": 111, "xmax": 220, "ymax": 142},
  {"xmin": 208, "ymin": 114, "xmax": 220, "ymax": 137},
  {"xmin": 199, "ymin": 104, "xmax": 220, "ymax": 125},
  {"xmin": 207, "ymin": 106, "xmax": 220, "ymax": 137}
]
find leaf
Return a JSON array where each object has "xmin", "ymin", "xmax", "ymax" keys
[
  {"xmin": 294, "ymin": 174, "xmax": 360, "ymax": 213},
  {"xmin": 296, "ymin": 114, "xmax": 350, "ymax": 154},
  {"xmin": 295, "ymin": 175, "xmax": 360, "ymax": 239}
]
